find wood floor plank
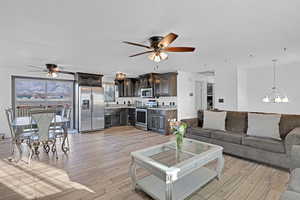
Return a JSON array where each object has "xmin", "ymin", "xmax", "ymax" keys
[{"xmin": 0, "ymin": 126, "xmax": 289, "ymax": 200}]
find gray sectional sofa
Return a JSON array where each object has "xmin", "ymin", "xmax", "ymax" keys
[
  {"xmin": 280, "ymin": 145, "xmax": 300, "ymax": 200},
  {"xmin": 182, "ymin": 110, "xmax": 300, "ymax": 169}
]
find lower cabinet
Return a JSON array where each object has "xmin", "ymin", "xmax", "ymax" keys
[
  {"xmin": 105, "ymin": 108, "xmax": 135, "ymax": 127},
  {"xmin": 128, "ymin": 108, "xmax": 136, "ymax": 126},
  {"xmin": 148, "ymin": 109, "xmax": 177, "ymax": 135},
  {"xmin": 148, "ymin": 115, "xmax": 166, "ymax": 134},
  {"xmin": 111, "ymin": 109, "xmax": 121, "ymax": 126},
  {"xmin": 120, "ymin": 108, "xmax": 128, "ymax": 126}
]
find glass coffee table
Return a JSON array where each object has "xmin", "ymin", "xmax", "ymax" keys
[{"xmin": 129, "ymin": 138, "xmax": 224, "ymax": 200}]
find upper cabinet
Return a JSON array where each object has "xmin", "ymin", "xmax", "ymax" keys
[
  {"xmin": 154, "ymin": 72, "xmax": 177, "ymax": 97},
  {"xmin": 115, "ymin": 78, "xmax": 137, "ymax": 97},
  {"xmin": 115, "ymin": 72, "xmax": 177, "ymax": 98}
]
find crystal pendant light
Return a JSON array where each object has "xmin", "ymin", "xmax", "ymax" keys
[{"xmin": 262, "ymin": 59, "xmax": 289, "ymax": 103}]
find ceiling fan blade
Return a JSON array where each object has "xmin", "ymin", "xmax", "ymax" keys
[
  {"xmin": 27, "ymin": 70, "xmax": 43, "ymax": 73},
  {"xmin": 163, "ymin": 47, "xmax": 195, "ymax": 52},
  {"xmin": 129, "ymin": 50, "xmax": 154, "ymax": 57},
  {"xmin": 27, "ymin": 65, "xmax": 43, "ymax": 69},
  {"xmin": 158, "ymin": 33, "xmax": 178, "ymax": 48},
  {"xmin": 122, "ymin": 41, "xmax": 151, "ymax": 49},
  {"xmin": 60, "ymin": 70, "xmax": 76, "ymax": 75}
]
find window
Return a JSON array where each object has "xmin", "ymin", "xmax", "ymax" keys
[
  {"xmin": 13, "ymin": 76, "xmax": 75, "ymax": 127},
  {"xmin": 103, "ymin": 82, "xmax": 115, "ymax": 102}
]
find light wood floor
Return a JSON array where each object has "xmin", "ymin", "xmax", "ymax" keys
[{"xmin": 0, "ymin": 126, "xmax": 289, "ymax": 200}]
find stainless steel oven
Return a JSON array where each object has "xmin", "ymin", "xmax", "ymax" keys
[
  {"xmin": 135, "ymin": 108, "xmax": 147, "ymax": 130},
  {"xmin": 141, "ymin": 88, "xmax": 153, "ymax": 98}
]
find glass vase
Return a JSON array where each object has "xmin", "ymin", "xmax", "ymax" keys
[{"xmin": 176, "ymin": 134, "xmax": 183, "ymax": 151}]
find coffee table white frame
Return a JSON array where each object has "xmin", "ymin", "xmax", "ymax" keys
[{"xmin": 129, "ymin": 138, "xmax": 224, "ymax": 200}]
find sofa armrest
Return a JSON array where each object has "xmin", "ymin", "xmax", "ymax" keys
[
  {"xmin": 290, "ymin": 145, "xmax": 300, "ymax": 170},
  {"xmin": 285, "ymin": 127, "xmax": 300, "ymax": 155},
  {"xmin": 181, "ymin": 118, "xmax": 198, "ymax": 128}
]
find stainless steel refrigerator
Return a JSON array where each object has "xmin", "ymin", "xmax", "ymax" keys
[{"xmin": 79, "ymin": 86, "xmax": 104, "ymax": 132}]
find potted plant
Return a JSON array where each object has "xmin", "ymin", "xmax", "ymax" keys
[{"xmin": 170, "ymin": 120, "xmax": 187, "ymax": 150}]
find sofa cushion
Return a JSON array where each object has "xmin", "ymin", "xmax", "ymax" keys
[
  {"xmin": 203, "ymin": 110, "xmax": 227, "ymax": 131},
  {"xmin": 247, "ymin": 113, "xmax": 282, "ymax": 140},
  {"xmin": 210, "ymin": 130, "xmax": 242, "ymax": 144},
  {"xmin": 280, "ymin": 114, "xmax": 300, "ymax": 139},
  {"xmin": 226, "ymin": 111, "xmax": 248, "ymax": 133},
  {"xmin": 189, "ymin": 127, "xmax": 211, "ymax": 138},
  {"xmin": 242, "ymin": 136, "xmax": 285, "ymax": 153},
  {"xmin": 280, "ymin": 191, "xmax": 300, "ymax": 200},
  {"xmin": 288, "ymin": 168, "xmax": 300, "ymax": 193}
]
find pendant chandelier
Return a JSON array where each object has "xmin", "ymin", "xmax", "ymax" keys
[
  {"xmin": 115, "ymin": 72, "xmax": 126, "ymax": 80},
  {"xmin": 262, "ymin": 59, "xmax": 289, "ymax": 103}
]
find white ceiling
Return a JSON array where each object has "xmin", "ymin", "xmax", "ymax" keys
[{"xmin": 1, "ymin": 0, "xmax": 300, "ymax": 76}]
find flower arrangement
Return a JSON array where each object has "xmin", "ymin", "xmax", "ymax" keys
[{"xmin": 169, "ymin": 119, "xmax": 187, "ymax": 150}]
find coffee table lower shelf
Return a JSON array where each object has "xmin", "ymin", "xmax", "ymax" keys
[{"xmin": 136, "ymin": 167, "xmax": 217, "ymax": 200}]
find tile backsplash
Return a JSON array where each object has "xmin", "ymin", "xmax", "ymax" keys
[{"xmin": 108, "ymin": 96, "xmax": 177, "ymax": 107}]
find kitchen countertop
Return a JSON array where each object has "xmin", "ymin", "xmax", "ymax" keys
[
  {"xmin": 105, "ymin": 105, "xmax": 136, "ymax": 109},
  {"xmin": 105, "ymin": 105, "xmax": 177, "ymax": 110}
]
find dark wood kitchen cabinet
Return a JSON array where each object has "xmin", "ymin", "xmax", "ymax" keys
[
  {"xmin": 154, "ymin": 72, "xmax": 177, "ymax": 97},
  {"xmin": 115, "ymin": 72, "xmax": 177, "ymax": 97},
  {"xmin": 111, "ymin": 109, "xmax": 120, "ymax": 126},
  {"xmin": 105, "ymin": 108, "xmax": 136, "ymax": 127},
  {"xmin": 115, "ymin": 78, "xmax": 137, "ymax": 97},
  {"xmin": 148, "ymin": 109, "xmax": 177, "ymax": 134},
  {"xmin": 124, "ymin": 78, "xmax": 137, "ymax": 97},
  {"xmin": 128, "ymin": 108, "xmax": 136, "ymax": 126},
  {"xmin": 115, "ymin": 80, "xmax": 124, "ymax": 97},
  {"xmin": 120, "ymin": 108, "xmax": 128, "ymax": 125}
]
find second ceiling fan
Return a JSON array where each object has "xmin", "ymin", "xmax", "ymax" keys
[{"xmin": 123, "ymin": 33, "xmax": 195, "ymax": 62}]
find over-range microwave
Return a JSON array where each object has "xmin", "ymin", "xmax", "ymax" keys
[{"xmin": 141, "ymin": 88, "xmax": 153, "ymax": 98}]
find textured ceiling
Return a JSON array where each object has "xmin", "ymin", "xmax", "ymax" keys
[{"xmin": 1, "ymin": 0, "xmax": 300, "ymax": 76}]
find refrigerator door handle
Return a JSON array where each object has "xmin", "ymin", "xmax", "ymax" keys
[{"xmin": 91, "ymin": 93, "xmax": 93, "ymax": 113}]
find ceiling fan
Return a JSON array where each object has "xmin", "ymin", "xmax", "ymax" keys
[
  {"xmin": 123, "ymin": 33, "xmax": 195, "ymax": 62},
  {"xmin": 27, "ymin": 63, "xmax": 75, "ymax": 78}
]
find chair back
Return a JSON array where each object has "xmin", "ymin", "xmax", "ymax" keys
[
  {"xmin": 5, "ymin": 108, "xmax": 15, "ymax": 138},
  {"xmin": 65, "ymin": 107, "xmax": 72, "ymax": 120},
  {"xmin": 31, "ymin": 109, "xmax": 56, "ymax": 141},
  {"xmin": 15, "ymin": 106, "xmax": 31, "ymax": 117}
]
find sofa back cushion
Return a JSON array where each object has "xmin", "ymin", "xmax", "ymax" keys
[
  {"xmin": 280, "ymin": 114, "xmax": 300, "ymax": 139},
  {"xmin": 247, "ymin": 113, "xmax": 282, "ymax": 140},
  {"xmin": 203, "ymin": 110, "xmax": 227, "ymax": 131},
  {"xmin": 226, "ymin": 111, "xmax": 248, "ymax": 133},
  {"xmin": 198, "ymin": 110, "xmax": 247, "ymax": 133}
]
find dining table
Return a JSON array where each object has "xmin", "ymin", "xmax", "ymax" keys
[{"xmin": 12, "ymin": 115, "xmax": 70, "ymax": 155}]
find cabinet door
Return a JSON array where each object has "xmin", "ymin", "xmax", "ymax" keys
[
  {"xmin": 158, "ymin": 116, "xmax": 165, "ymax": 130},
  {"xmin": 159, "ymin": 75, "xmax": 170, "ymax": 96},
  {"xmin": 111, "ymin": 110, "xmax": 120, "ymax": 126},
  {"xmin": 116, "ymin": 80, "xmax": 124, "ymax": 97},
  {"xmin": 120, "ymin": 109, "xmax": 128, "ymax": 125},
  {"xmin": 169, "ymin": 74, "xmax": 177, "ymax": 96}
]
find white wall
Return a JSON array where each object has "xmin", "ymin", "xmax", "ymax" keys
[
  {"xmin": 240, "ymin": 62, "xmax": 300, "ymax": 114},
  {"xmin": 237, "ymin": 68, "xmax": 248, "ymax": 111},
  {"xmin": 214, "ymin": 66, "xmax": 238, "ymax": 111},
  {"xmin": 0, "ymin": 67, "xmax": 74, "ymax": 137},
  {"xmin": 177, "ymin": 71, "xmax": 213, "ymax": 120}
]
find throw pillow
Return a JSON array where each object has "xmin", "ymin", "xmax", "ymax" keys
[
  {"xmin": 247, "ymin": 113, "xmax": 281, "ymax": 140},
  {"xmin": 203, "ymin": 110, "xmax": 227, "ymax": 131}
]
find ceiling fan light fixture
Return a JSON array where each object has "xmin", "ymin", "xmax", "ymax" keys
[
  {"xmin": 148, "ymin": 52, "xmax": 168, "ymax": 63},
  {"xmin": 47, "ymin": 71, "xmax": 58, "ymax": 78}
]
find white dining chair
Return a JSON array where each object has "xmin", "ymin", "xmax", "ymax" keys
[
  {"xmin": 5, "ymin": 108, "xmax": 36, "ymax": 162},
  {"xmin": 30, "ymin": 109, "xmax": 58, "ymax": 161}
]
